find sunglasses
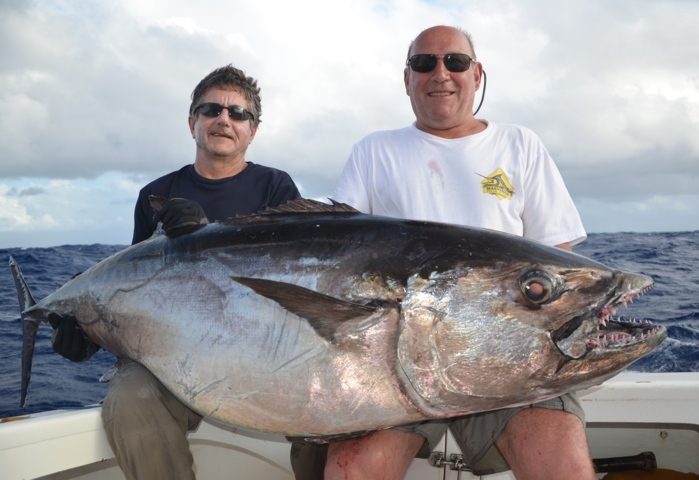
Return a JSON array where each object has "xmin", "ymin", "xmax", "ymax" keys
[
  {"xmin": 192, "ymin": 102, "xmax": 255, "ymax": 122},
  {"xmin": 406, "ymin": 53, "xmax": 474, "ymax": 73}
]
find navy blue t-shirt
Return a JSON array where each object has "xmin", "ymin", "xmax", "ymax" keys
[{"xmin": 132, "ymin": 163, "xmax": 301, "ymax": 244}]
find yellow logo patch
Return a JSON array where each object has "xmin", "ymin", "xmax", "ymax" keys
[{"xmin": 480, "ymin": 168, "xmax": 514, "ymax": 200}]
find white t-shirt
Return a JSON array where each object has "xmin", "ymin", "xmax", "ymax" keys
[{"xmin": 333, "ymin": 122, "xmax": 586, "ymax": 247}]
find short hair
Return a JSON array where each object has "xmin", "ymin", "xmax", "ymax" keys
[
  {"xmin": 406, "ymin": 27, "xmax": 476, "ymax": 62},
  {"xmin": 189, "ymin": 65, "xmax": 262, "ymax": 127}
]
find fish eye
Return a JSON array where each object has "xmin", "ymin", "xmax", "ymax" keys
[{"xmin": 519, "ymin": 269, "xmax": 559, "ymax": 305}]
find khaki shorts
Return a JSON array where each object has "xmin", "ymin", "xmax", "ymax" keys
[
  {"xmin": 395, "ymin": 392, "xmax": 586, "ymax": 474},
  {"xmin": 289, "ymin": 393, "xmax": 585, "ymax": 478},
  {"xmin": 102, "ymin": 359, "xmax": 203, "ymax": 480}
]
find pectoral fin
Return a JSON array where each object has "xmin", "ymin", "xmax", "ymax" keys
[{"xmin": 232, "ymin": 276, "xmax": 376, "ymax": 342}]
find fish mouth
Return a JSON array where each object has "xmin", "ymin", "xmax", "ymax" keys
[
  {"xmin": 585, "ymin": 317, "xmax": 664, "ymax": 352},
  {"xmin": 551, "ymin": 274, "xmax": 665, "ymax": 360}
]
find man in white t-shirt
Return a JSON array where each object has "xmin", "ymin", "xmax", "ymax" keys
[{"xmin": 290, "ymin": 25, "xmax": 595, "ymax": 480}]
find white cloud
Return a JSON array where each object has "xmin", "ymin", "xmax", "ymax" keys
[
  {"xmin": 0, "ymin": 0, "xmax": 698, "ymax": 247},
  {"xmin": 0, "ymin": 173, "xmax": 141, "ymax": 247}
]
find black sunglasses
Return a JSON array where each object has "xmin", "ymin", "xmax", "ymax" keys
[
  {"xmin": 192, "ymin": 102, "xmax": 255, "ymax": 122},
  {"xmin": 406, "ymin": 53, "xmax": 474, "ymax": 73}
]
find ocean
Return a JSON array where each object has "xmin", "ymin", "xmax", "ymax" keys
[{"xmin": 1, "ymin": 231, "xmax": 698, "ymax": 419}]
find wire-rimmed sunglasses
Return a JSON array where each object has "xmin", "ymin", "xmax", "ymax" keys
[
  {"xmin": 406, "ymin": 53, "xmax": 474, "ymax": 73},
  {"xmin": 192, "ymin": 102, "xmax": 255, "ymax": 122}
]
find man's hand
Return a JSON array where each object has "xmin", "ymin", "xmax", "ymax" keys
[
  {"xmin": 154, "ymin": 198, "xmax": 209, "ymax": 238},
  {"xmin": 48, "ymin": 313, "xmax": 100, "ymax": 362}
]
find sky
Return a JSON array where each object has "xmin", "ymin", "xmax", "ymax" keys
[{"xmin": 1, "ymin": 0, "xmax": 698, "ymax": 248}]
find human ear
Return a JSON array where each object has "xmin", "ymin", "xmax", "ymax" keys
[{"xmin": 188, "ymin": 115, "xmax": 195, "ymax": 138}]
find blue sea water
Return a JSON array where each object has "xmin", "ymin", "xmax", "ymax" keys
[{"xmin": 1, "ymin": 232, "xmax": 698, "ymax": 419}]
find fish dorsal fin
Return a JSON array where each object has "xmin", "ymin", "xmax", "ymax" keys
[
  {"xmin": 261, "ymin": 198, "xmax": 358, "ymax": 214},
  {"xmin": 147, "ymin": 196, "xmax": 359, "ymax": 226},
  {"xmin": 223, "ymin": 198, "xmax": 359, "ymax": 225},
  {"xmin": 232, "ymin": 276, "xmax": 375, "ymax": 342}
]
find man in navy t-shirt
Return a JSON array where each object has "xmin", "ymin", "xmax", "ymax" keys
[{"xmin": 51, "ymin": 64, "xmax": 300, "ymax": 480}]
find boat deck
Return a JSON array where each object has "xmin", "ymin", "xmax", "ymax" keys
[{"xmin": 2, "ymin": 372, "xmax": 698, "ymax": 479}]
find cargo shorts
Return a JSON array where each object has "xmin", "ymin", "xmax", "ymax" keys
[
  {"xmin": 289, "ymin": 392, "xmax": 585, "ymax": 478},
  {"xmin": 102, "ymin": 359, "xmax": 203, "ymax": 480},
  {"xmin": 395, "ymin": 392, "xmax": 586, "ymax": 474}
]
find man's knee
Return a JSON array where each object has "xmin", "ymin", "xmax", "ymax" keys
[
  {"xmin": 496, "ymin": 408, "xmax": 594, "ymax": 480},
  {"xmin": 325, "ymin": 430, "xmax": 424, "ymax": 480},
  {"xmin": 498, "ymin": 408, "xmax": 584, "ymax": 450}
]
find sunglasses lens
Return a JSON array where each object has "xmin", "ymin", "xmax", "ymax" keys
[
  {"xmin": 197, "ymin": 103, "xmax": 223, "ymax": 117},
  {"xmin": 408, "ymin": 54, "xmax": 437, "ymax": 73},
  {"xmin": 227, "ymin": 105, "xmax": 250, "ymax": 121},
  {"xmin": 194, "ymin": 103, "xmax": 252, "ymax": 122},
  {"xmin": 408, "ymin": 53, "xmax": 472, "ymax": 73},
  {"xmin": 444, "ymin": 54, "xmax": 471, "ymax": 72}
]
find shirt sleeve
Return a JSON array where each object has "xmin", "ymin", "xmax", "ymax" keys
[
  {"xmin": 521, "ymin": 135, "xmax": 587, "ymax": 247},
  {"xmin": 333, "ymin": 143, "xmax": 372, "ymax": 213},
  {"xmin": 268, "ymin": 171, "xmax": 301, "ymax": 207},
  {"xmin": 131, "ymin": 189, "xmax": 155, "ymax": 245}
]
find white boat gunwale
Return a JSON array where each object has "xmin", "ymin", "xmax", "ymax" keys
[{"xmin": 2, "ymin": 371, "xmax": 698, "ymax": 480}]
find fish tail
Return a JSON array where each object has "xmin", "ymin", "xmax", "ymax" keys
[{"xmin": 9, "ymin": 256, "xmax": 40, "ymax": 407}]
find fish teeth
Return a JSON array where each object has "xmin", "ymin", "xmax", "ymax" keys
[{"xmin": 587, "ymin": 322, "xmax": 662, "ymax": 351}]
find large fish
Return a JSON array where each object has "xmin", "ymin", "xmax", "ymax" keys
[{"xmin": 10, "ymin": 199, "xmax": 665, "ymax": 437}]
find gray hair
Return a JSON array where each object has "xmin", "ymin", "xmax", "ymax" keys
[{"xmin": 189, "ymin": 64, "xmax": 262, "ymax": 127}]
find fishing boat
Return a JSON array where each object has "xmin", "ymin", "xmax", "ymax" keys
[{"xmin": 2, "ymin": 371, "xmax": 698, "ymax": 479}]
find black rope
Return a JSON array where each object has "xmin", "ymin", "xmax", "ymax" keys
[{"xmin": 473, "ymin": 69, "xmax": 487, "ymax": 115}]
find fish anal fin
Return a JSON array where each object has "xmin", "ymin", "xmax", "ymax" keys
[{"xmin": 232, "ymin": 277, "xmax": 375, "ymax": 342}]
